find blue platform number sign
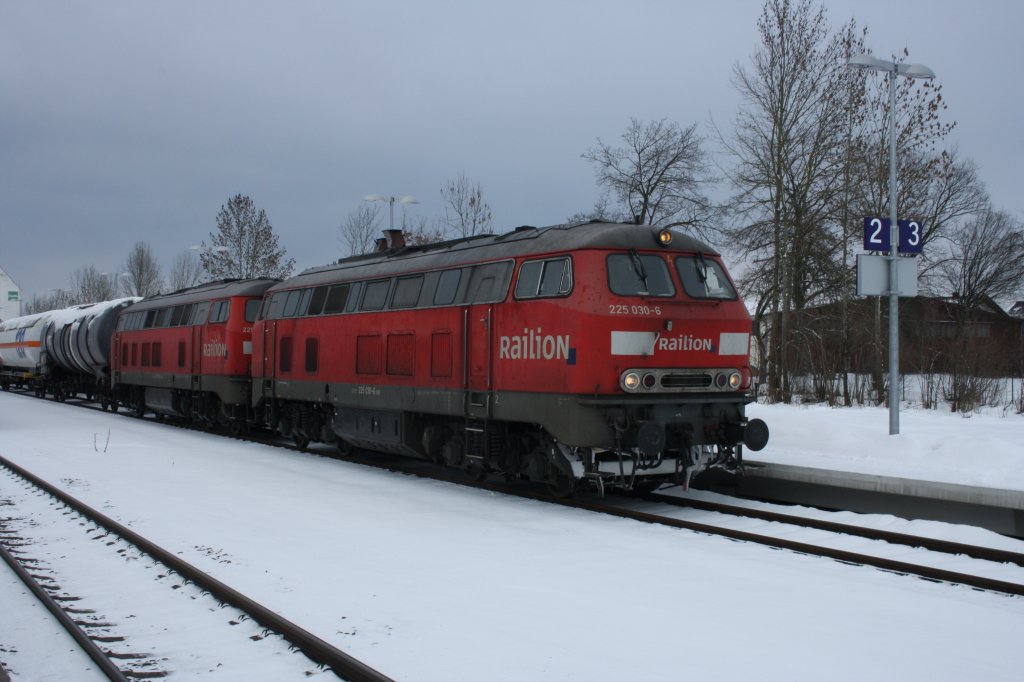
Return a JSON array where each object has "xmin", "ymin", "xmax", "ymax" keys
[
  {"xmin": 863, "ymin": 217, "xmax": 923, "ymax": 255},
  {"xmin": 898, "ymin": 219, "xmax": 923, "ymax": 254}
]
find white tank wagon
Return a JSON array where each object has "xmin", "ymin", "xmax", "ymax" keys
[
  {"xmin": 0, "ymin": 311, "xmax": 55, "ymax": 386},
  {"xmin": 0, "ymin": 298, "xmax": 138, "ymax": 399}
]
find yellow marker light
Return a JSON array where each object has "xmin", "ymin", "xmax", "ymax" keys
[{"xmin": 657, "ymin": 229, "xmax": 673, "ymax": 246}]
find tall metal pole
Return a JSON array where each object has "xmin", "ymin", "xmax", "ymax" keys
[{"xmin": 887, "ymin": 65, "xmax": 899, "ymax": 435}]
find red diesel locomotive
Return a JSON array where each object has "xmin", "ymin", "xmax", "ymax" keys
[
  {"xmin": 252, "ymin": 221, "xmax": 767, "ymax": 494},
  {"xmin": 110, "ymin": 279, "xmax": 277, "ymax": 425}
]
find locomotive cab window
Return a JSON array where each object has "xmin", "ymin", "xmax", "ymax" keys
[
  {"xmin": 462, "ymin": 261, "xmax": 512, "ymax": 304},
  {"xmin": 210, "ymin": 300, "xmax": 231, "ymax": 323},
  {"xmin": 190, "ymin": 301, "xmax": 211, "ymax": 325},
  {"xmin": 282, "ymin": 290, "xmax": 302, "ymax": 317},
  {"xmin": 244, "ymin": 299, "xmax": 261, "ymax": 322},
  {"xmin": 433, "ymin": 269, "xmax": 461, "ymax": 306},
  {"xmin": 607, "ymin": 253, "xmax": 675, "ymax": 297},
  {"xmin": 266, "ymin": 293, "xmax": 287, "ymax": 320},
  {"xmin": 676, "ymin": 255, "xmax": 737, "ymax": 300},
  {"xmin": 515, "ymin": 257, "xmax": 572, "ymax": 299}
]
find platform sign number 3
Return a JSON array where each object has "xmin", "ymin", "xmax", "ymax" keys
[{"xmin": 862, "ymin": 217, "xmax": 924, "ymax": 255}]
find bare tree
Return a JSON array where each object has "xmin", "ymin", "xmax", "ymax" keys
[
  {"xmin": 339, "ymin": 203, "xmax": 383, "ymax": 256},
  {"xmin": 121, "ymin": 241, "xmax": 163, "ymax": 298},
  {"xmin": 70, "ymin": 265, "xmax": 118, "ymax": 304},
  {"xmin": 722, "ymin": 0, "xmax": 856, "ymax": 401},
  {"xmin": 24, "ymin": 289, "xmax": 74, "ymax": 314},
  {"xmin": 440, "ymin": 173, "xmax": 493, "ymax": 238},
  {"xmin": 168, "ymin": 249, "xmax": 205, "ymax": 291},
  {"xmin": 583, "ymin": 118, "xmax": 715, "ymax": 240},
  {"xmin": 403, "ymin": 215, "xmax": 448, "ymax": 246},
  {"xmin": 201, "ymin": 194, "xmax": 295, "ymax": 280},
  {"xmin": 940, "ymin": 208, "xmax": 1024, "ymax": 309}
]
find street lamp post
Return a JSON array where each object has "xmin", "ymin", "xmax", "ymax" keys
[
  {"xmin": 363, "ymin": 194, "xmax": 419, "ymax": 231},
  {"xmin": 847, "ymin": 53, "xmax": 935, "ymax": 435}
]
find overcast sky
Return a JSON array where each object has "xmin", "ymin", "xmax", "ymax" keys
[{"xmin": 2, "ymin": 0, "xmax": 1022, "ymax": 300}]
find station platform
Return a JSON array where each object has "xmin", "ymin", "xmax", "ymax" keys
[{"xmin": 725, "ymin": 461, "xmax": 1024, "ymax": 537}]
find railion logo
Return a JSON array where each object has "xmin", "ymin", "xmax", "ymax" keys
[
  {"xmin": 202, "ymin": 341, "xmax": 227, "ymax": 358},
  {"xmin": 657, "ymin": 333, "xmax": 714, "ymax": 353},
  {"xmin": 499, "ymin": 328, "xmax": 575, "ymax": 364}
]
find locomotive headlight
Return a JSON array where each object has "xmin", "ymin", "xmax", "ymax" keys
[
  {"xmin": 657, "ymin": 229, "xmax": 673, "ymax": 246},
  {"xmin": 728, "ymin": 371, "xmax": 742, "ymax": 390},
  {"xmin": 622, "ymin": 371, "xmax": 641, "ymax": 392}
]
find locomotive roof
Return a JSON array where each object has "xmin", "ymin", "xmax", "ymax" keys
[
  {"xmin": 276, "ymin": 221, "xmax": 720, "ymax": 291},
  {"xmin": 128, "ymin": 278, "xmax": 278, "ymax": 311}
]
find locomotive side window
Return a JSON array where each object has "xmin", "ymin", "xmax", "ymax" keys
[
  {"xmin": 607, "ymin": 253, "xmax": 675, "ymax": 297},
  {"xmin": 155, "ymin": 308, "xmax": 171, "ymax": 328},
  {"xmin": 462, "ymin": 261, "xmax": 512, "ymax": 304},
  {"xmin": 178, "ymin": 304, "xmax": 194, "ymax": 326},
  {"xmin": 169, "ymin": 305, "xmax": 185, "ymax": 326},
  {"xmin": 360, "ymin": 279, "xmax": 391, "ymax": 311},
  {"xmin": 391, "ymin": 275, "xmax": 423, "ymax": 309},
  {"xmin": 433, "ymin": 269, "xmax": 461, "ymax": 306},
  {"xmin": 515, "ymin": 257, "xmax": 572, "ymax": 299},
  {"xmin": 296, "ymin": 288, "xmax": 313, "ymax": 316},
  {"xmin": 244, "ymin": 299, "xmax": 261, "ymax": 322},
  {"xmin": 143, "ymin": 310, "xmax": 158, "ymax": 328},
  {"xmin": 307, "ymin": 286, "xmax": 329, "ymax": 316},
  {"xmin": 322, "ymin": 285, "xmax": 350, "ymax": 314},
  {"xmin": 346, "ymin": 282, "xmax": 363, "ymax": 312}
]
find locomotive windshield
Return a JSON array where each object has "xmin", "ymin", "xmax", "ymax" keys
[
  {"xmin": 606, "ymin": 253, "xmax": 674, "ymax": 297},
  {"xmin": 676, "ymin": 255, "xmax": 737, "ymax": 300}
]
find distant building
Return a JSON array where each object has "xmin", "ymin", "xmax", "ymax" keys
[
  {"xmin": 1010, "ymin": 301, "xmax": 1024, "ymax": 320},
  {"xmin": 0, "ymin": 267, "xmax": 21, "ymax": 321}
]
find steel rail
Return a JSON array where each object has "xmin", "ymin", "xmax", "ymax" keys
[
  {"xmin": 638, "ymin": 491, "xmax": 1024, "ymax": 567},
  {"xmin": 0, "ymin": 541, "xmax": 130, "ymax": 681},
  {"xmin": 8, "ymin": 388, "xmax": 1024, "ymax": 598},
  {"xmin": 0, "ymin": 456, "xmax": 395, "ymax": 682}
]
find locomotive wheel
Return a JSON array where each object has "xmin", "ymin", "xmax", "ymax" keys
[{"xmin": 293, "ymin": 433, "xmax": 310, "ymax": 449}]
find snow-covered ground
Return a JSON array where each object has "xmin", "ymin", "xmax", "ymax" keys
[
  {"xmin": 748, "ymin": 401, "xmax": 1024, "ymax": 490},
  {"xmin": 1, "ymin": 391, "xmax": 1023, "ymax": 681}
]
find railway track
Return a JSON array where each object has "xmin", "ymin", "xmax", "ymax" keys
[
  {"xmin": 8, "ymin": 388, "xmax": 1024, "ymax": 607},
  {"xmin": 0, "ymin": 455, "xmax": 394, "ymax": 682}
]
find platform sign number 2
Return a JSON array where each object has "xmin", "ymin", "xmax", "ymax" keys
[{"xmin": 862, "ymin": 217, "xmax": 924, "ymax": 255}]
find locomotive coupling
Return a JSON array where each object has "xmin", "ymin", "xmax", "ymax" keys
[{"xmin": 622, "ymin": 421, "xmax": 666, "ymax": 457}]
